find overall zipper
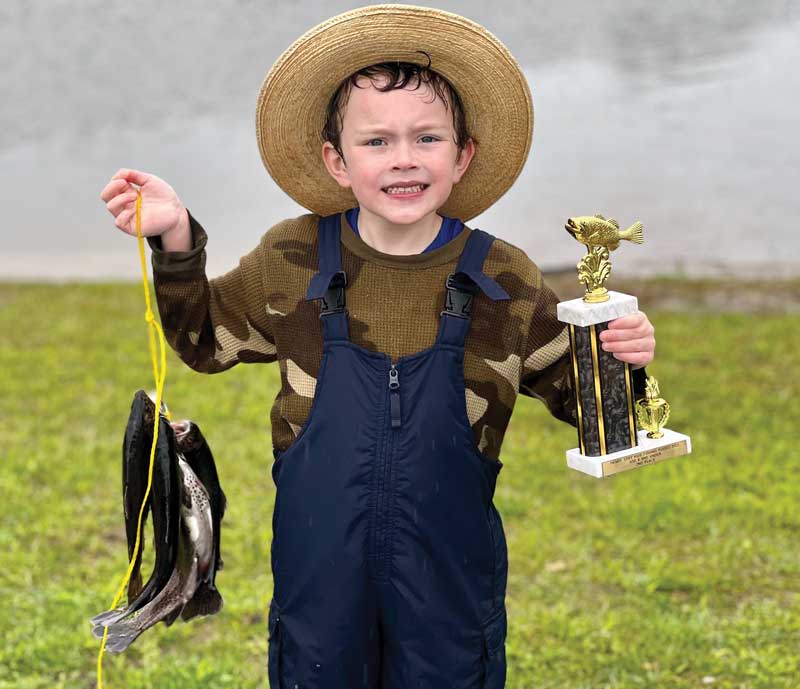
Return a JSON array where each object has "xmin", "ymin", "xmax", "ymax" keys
[
  {"xmin": 370, "ymin": 360, "xmax": 402, "ymax": 579},
  {"xmin": 388, "ymin": 363, "xmax": 402, "ymax": 428}
]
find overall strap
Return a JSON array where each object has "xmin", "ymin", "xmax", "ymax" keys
[
  {"xmin": 304, "ymin": 213, "xmax": 350, "ymax": 342},
  {"xmin": 437, "ymin": 228, "xmax": 511, "ymax": 348}
]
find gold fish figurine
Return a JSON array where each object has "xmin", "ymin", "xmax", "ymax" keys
[{"xmin": 565, "ymin": 214, "xmax": 644, "ymax": 251}]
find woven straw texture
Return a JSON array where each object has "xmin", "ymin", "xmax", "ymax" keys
[{"xmin": 255, "ymin": 4, "xmax": 534, "ymax": 221}]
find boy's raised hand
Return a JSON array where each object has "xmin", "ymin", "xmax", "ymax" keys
[
  {"xmin": 599, "ymin": 311, "xmax": 655, "ymax": 369},
  {"xmin": 100, "ymin": 168, "xmax": 189, "ymax": 240}
]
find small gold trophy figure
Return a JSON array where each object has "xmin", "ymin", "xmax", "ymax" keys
[
  {"xmin": 636, "ymin": 376, "xmax": 670, "ymax": 439},
  {"xmin": 557, "ymin": 214, "xmax": 691, "ymax": 478}
]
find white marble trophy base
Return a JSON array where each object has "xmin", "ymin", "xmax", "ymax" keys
[
  {"xmin": 557, "ymin": 291, "xmax": 638, "ymax": 327},
  {"xmin": 567, "ymin": 428, "xmax": 691, "ymax": 478}
]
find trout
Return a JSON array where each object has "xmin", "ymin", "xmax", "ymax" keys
[
  {"xmin": 91, "ymin": 456, "xmax": 212, "ymax": 652},
  {"xmin": 89, "ymin": 393, "xmax": 226, "ymax": 651}
]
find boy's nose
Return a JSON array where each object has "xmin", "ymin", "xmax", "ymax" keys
[{"xmin": 390, "ymin": 140, "xmax": 418, "ymax": 169}]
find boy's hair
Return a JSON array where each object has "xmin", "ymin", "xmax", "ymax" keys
[{"xmin": 322, "ymin": 52, "xmax": 472, "ymax": 161}]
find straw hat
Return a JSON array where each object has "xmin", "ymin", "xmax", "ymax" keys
[{"xmin": 255, "ymin": 4, "xmax": 533, "ymax": 222}]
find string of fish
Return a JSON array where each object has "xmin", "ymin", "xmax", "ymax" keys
[{"xmin": 96, "ymin": 190, "xmax": 170, "ymax": 688}]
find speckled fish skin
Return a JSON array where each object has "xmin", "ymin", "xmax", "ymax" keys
[
  {"xmin": 89, "ymin": 398, "xmax": 181, "ymax": 629},
  {"xmin": 565, "ymin": 215, "xmax": 644, "ymax": 251},
  {"xmin": 172, "ymin": 420, "xmax": 227, "ymax": 619},
  {"xmin": 121, "ymin": 390, "xmax": 153, "ymax": 602},
  {"xmin": 90, "ymin": 458, "xmax": 213, "ymax": 652},
  {"xmin": 125, "ymin": 408, "xmax": 181, "ymax": 612}
]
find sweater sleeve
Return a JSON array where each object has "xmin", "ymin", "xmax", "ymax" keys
[
  {"xmin": 146, "ymin": 209, "xmax": 278, "ymax": 373},
  {"xmin": 517, "ymin": 273, "xmax": 579, "ymax": 427},
  {"xmin": 518, "ymin": 272, "xmax": 649, "ymax": 427}
]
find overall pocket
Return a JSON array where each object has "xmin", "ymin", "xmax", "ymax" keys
[
  {"xmin": 486, "ymin": 502, "xmax": 508, "ymax": 611},
  {"xmin": 473, "ymin": 448, "xmax": 503, "ymax": 500},
  {"xmin": 267, "ymin": 598, "xmax": 283, "ymax": 689},
  {"xmin": 480, "ymin": 605, "xmax": 507, "ymax": 689}
]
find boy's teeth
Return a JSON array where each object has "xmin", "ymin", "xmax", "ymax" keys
[{"xmin": 385, "ymin": 184, "xmax": 425, "ymax": 194}]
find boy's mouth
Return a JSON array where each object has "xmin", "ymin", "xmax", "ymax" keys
[{"xmin": 382, "ymin": 183, "xmax": 429, "ymax": 196}]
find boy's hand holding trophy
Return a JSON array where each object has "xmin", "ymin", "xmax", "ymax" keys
[{"xmin": 557, "ymin": 214, "xmax": 692, "ymax": 478}]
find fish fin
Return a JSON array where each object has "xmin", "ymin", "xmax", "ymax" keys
[
  {"xmin": 623, "ymin": 221, "xmax": 644, "ymax": 244},
  {"xmin": 607, "ymin": 218, "xmax": 620, "ymax": 228},
  {"xmin": 127, "ymin": 571, "xmax": 143, "ymax": 604},
  {"xmin": 608, "ymin": 241, "xmax": 620, "ymax": 251},
  {"xmin": 180, "ymin": 583, "xmax": 224, "ymax": 621},
  {"xmin": 162, "ymin": 604, "xmax": 184, "ymax": 627},
  {"xmin": 90, "ymin": 611, "xmax": 145, "ymax": 652},
  {"xmin": 89, "ymin": 606, "xmax": 131, "ymax": 629},
  {"xmin": 219, "ymin": 490, "xmax": 228, "ymax": 520},
  {"xmin": 97, "ymin": 622, "xmax": 144, "ymax": 653},
  {"xmin": 594, "ymin": 213, "xmax": 606, "ymax": 220},
  {"xmin": 91, "ymin": 623, "xmax": 112, "ymax": 641}
]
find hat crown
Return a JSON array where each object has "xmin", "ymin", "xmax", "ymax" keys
[{"xmin": 256, "ymin": 4, "xmax": 533, "ymax": 221}]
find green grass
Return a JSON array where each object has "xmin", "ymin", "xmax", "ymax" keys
[{"xmin": 1, "ymin": 283, "xmax": 797, "ymax": 689}]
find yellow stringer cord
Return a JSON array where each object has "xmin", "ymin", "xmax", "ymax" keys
[{"xmin": 97, "ymin": 190, "xmax": 171, "ymax": 688}]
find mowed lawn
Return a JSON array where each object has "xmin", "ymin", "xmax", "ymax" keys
[{"xmin": 0, "ymin": 282, "xmax": 797, "ymax": 689}]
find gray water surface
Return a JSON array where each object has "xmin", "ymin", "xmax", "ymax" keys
[{"xmin": 2, "ymin": 1, "xmax": 798, "ymax": 279}]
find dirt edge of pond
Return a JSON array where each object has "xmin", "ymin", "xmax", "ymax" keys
[
  {"xmin": 0, "ymin": 278, "xmax": 798, "ymax": 314},
  {"xmin": 541, "ymin": 272, "xmax": 800, "ymax": 313}
]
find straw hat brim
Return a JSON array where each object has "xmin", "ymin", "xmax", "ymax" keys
[{"xmin": 255, "ymin": 4, "xmax": 533, "ymax": 222}]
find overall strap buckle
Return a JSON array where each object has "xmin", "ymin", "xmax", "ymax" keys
[
  {"xmin": 320, "ymin": 270, "xmax": 347, "ymax": 317},
  {"xmin": 441, "ymin": 272, "xmax": 479, "ymax": 320}
]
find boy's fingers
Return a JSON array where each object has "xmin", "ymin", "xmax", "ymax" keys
[
  {"xmin": 114, "ymin": 207, "xmax": 136, "ymax": 233},
  {"xmin": 607, "ymin": 312, "xmax": 645, "ymax": 329},
  {"xmin": 112, "ymin": 168, "xmax": 149, "ymax": 186},
  {"xmin": 100, "ymin": 177, "xmax": 130, "ymax": 202},
  {"xmin": 601, "ymin": 311, "xmax": 653, "ymax": 341},
  {"xmin": 106, "ymin": 190, "xmax": 138, "ymax": 216},
  {"xmin": 614, "ymin": 352, "xmax": 652, "ymax": 367},
  {"xmin": 601, "ymin": 337, "xmax": 655, "ymax": 353},
  {"xmin": 600, "ymin": 322, "xmax": 653, "ymax": 341}
]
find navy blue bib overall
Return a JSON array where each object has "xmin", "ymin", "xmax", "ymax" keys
[{"xmin": 268, "ymin": 213, "xmax": 511, "ymax": 689}]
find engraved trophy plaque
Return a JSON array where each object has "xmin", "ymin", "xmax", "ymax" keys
[{"xmin": 556, "ymin": 214, "xmax": 691, "ymax": 478}]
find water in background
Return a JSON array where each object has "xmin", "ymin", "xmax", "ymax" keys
[{"xmin": 2, "ymin": 0, "xmax": 798, "ymax": 279}]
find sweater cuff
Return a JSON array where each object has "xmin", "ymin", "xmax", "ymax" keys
[{"xmin": 147, "ymin": 208, "xmax": 208, "ymax": 273}]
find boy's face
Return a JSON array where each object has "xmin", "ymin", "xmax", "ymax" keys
[{"xmin": 322, "ymin": 75, "xmax": 475, "ymax": 226}]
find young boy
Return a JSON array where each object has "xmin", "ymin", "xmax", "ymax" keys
[{"xmin": 100, "ymin": 6, "xmax": 655, "ymax": 688}]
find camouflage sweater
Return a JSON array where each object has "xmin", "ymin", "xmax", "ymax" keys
[{"xmin": 148, "ymin": 210, "xmax": 642, "ymax": 461}]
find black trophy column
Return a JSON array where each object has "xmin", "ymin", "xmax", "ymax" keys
[{"xmin": 569, "ymin": 322, "xmax": 637, "ymax": 456}]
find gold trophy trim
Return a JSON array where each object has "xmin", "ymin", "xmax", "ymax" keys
[
  {"xmin": 579, "ymin": 246, "xmax": 612, "ymax": 303},
  {"xmin": 588, "ymin": 324, "xmax": 607, "ymax": 454},
  {"xmin": 623, "ymin": 363, "xmax": 637, "ymax": 447},
  {"xmin": 560, "ymin": 212, "xmax": 691, "ymax": 477},
  {"xmin": 568, "ymin": 324, "xmax": 586, "ymax": 455},
  {"xmin": 635, "ymin": 376, "xmax": 671, "ymax": 439},
  {"xmin": 565, "ymin": 214, "xmax": 644, "ymax": 303}
]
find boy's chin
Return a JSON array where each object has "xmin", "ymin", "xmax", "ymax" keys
[
  {"xmin": 358, "ymin": 201, "xmax": 442, "ymax": 225},
  {"xmin": 370, "ymin": 210, "xmax": 440, "ymax": 227}
]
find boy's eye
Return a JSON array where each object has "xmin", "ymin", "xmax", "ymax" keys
[{"xmin": 364, "ymin": 136, "xmax": 439, "ymax": 146}]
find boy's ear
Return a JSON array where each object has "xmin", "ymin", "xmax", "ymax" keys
[
  {"xmin": 453, "ymin": 137, "xmax": 476, "ymax": 184},
  {"xmin": 321, "ymin": 142, "xmax": 352, "ymax": 189}
]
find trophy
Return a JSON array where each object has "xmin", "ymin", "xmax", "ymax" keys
[{"xmin": 556, "ymin": 214, "xmax": 691, "ymax": 478}]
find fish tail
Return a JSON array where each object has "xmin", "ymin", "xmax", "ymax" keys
[
  {"xmin": 96, "ymin": 622, "xmax": 142, "ymax": 653},
  {"xmin": 623, "ymin": 222, "xmax": 644, "ymax": 244},
  {"xmin": 89, "ymin": 606, "xmax": 131, "ymax": 629},
  {"xmin": 127, "ymin": 571, "xmax": 143, "ymax": 604},
  {"xmin": 180, "ymin": 583, "xmax": 224, "ymax": 621}
]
